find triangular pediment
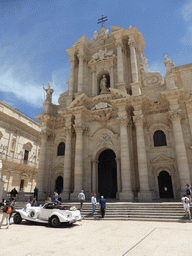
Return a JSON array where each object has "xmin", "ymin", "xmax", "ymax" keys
[
  {"xmin": 110, "ymin": 26, "xmax": 124, "ymax": 32},
  {"xmin": 150, "ymin": 154, "xmax": 175, "ymax": 164},
  {"xmin": 67, "ymin": 93, "xmax": 90, "ymax": 109},
  {"xmin": 73, "ymin": 35, "xmax": 88, "ymax": 46},
  {"xmin": 52, "ymin": 163, "xmax": 64, "ymax": 170}
]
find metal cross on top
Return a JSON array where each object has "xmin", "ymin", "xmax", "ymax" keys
[{"xmin": 97, "ymin": 15, "xmax": 108, "ymax": 27}]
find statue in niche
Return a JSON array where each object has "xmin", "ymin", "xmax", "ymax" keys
[
  {"xmin": 163, "ymin": 55, "xmax": 175, "ymax": 75},
  {"xmin": 43, "ymin": 82, "xmax": 54, "ymax": 103},
  {"xmin": 100, "ymin": 75, "xmax": 108, "ymax": 94}
]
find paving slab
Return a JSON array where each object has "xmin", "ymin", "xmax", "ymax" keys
[{"xmin": 0, "ymin": 219, "xmax": 191, "ymax": 256}]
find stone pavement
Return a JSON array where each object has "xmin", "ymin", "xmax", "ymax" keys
[{"xmin": 0, "ymin": 219, "xmax": 191, "ymax": 256}]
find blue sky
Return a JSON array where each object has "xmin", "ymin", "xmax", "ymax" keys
[{"xmin": 0, "ymin": 0, "xmax": 192, "ymax": 122}]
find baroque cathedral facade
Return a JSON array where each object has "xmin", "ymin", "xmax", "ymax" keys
[{"xmin": 36, "ymin": 25, "xmax": 192, "ymax": 201}]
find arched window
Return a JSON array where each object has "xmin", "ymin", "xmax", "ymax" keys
[
  {"xmin": 57, "ymin": 142, "xmax": 65, "ymax": 156},
  {"xmin": 153, "ymin": 130, "xmax": 167, "ymax": 147}
]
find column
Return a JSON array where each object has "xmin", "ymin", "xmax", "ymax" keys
[
  {"xmin": 110, "ymin": 64, "xmax": 115, "ymax": 88},
  {"xmin": 36, "ymin": 131, "xmax": 47, "ymax": 199},
  {"xmin": 116, "ymin": 37, "xmax": 124, "ymax": 84},
  {"xmin": 62, "ymin": 126, "xmax": 72, "ymax": 200},
  {"xmin": 77, "ymin": 49, "xmax": 84, "ymax": 93},
  {"xmin": 115, "ymin": 158, "xmax": 121, "ymax": 199},
  {"xmin": 7, "ymin": 132, "xmax": 13, "ymax": 156},
  {"xmin": 68, "ymin": 55, "xmax": 75, "ymax": 97},
  {"xmin": 128, "ymin": 36, "xmax": 138, "ymax": 83},
  {"xmin": 133, "ymin": 115, "xmax": 152, "ymax": 201},
  {"xmin": 119, "ymin": 118, "xmax": 134, "ymax": 201},
  {"xmin": 0, "ymin": 160, "xmax": 4, "ymax": 201},
  {"xmin": 92, "ymin": 160, "xmax": 98, "ymax": 193},
  {"xmin": 91, "ymin": 66, "xmax": 97, "ymax": 96},
  {"xmin": 70, "ymin": 125, "xmax": 84, "ymax": 199},
  {"xmin": 170, "ymin": 111, "xmax": 190, "ymax": 191},
  {"xmin": 13, "ymin": 132, "xmax": 20, "ymax": 159}
]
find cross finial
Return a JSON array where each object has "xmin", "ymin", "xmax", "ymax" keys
[{"xmin": 97, "ymin": 15, "xmax": 108, "ymax": 28}]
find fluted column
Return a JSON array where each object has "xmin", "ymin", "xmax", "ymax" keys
[
  {"xmin": 116, "ymin": 37, "xmax": 124, "ymax": 84},
  {"xmin": 68, "ymin": 55, "xmax": 75, "ymax": 97},
  {"xmin": 128, "ymin": 36, "xmax": 138, "ymax": 83},
  {"xmin": 91, "ymin": 66, "xmax": 97, "ymax": 96},
  {"xmin": 13, "ymin": 132, "xmax": 19, "ymax": 158},
  {"xmin": 170, "ymin": 110, "xmax": 190, "ymax": 190},
  {"xmin": 62, "ymin": 126, "xmax": 72, "ymax": 200},
  {"xmin": 72, "ymin": 125, "xmax": 84, "ymax": 196},
  {"xmin": 77, "ymin": 49, "xmax": 84, "ymax": 93},
  {"xmin": 119, "ymin": 118, "xmax": 134, "ymax": 201},
  {"xmin": 37, "ymin": 131, "xmax": 47, "ymax": 199},
  {"xmin": 92, "ymin": 160, "xmax": 98, "ymax": 193},
  {"xmin": 133, "ymin": 115, "xmax": 152, "ymax": 201},
  {"xmin": 7, "ymin": 131, "xmax": 13, "ymax": 156}
]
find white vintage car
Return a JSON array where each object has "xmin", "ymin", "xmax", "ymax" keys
[{"xmin": 14, "ymin": 202, "xmax": 82, "ymax": 227}]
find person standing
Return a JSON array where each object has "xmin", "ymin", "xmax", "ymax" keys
[
  {"xmin": 34, "ymin": 187, "xmax": 38, "ymax": 202},
  {"xmin": 181, "ymin": 195, "xmax": 191, "ymax": 220},
  {"xmin": 9, "ymin": 198, "xmax": 16, "ymax": 222},
  {"xmin": 91, "ymin": 194, "xmax": 97, "ymax": 215},
  {"xmin": 100, "ymin": 196, "xmax": 106, "ymax": 218},
  {"xmin": 10, "ymin": 188, "xmax": 18, "ymax": 199},
  {"xmin": 185, "ymin": 184, "xmax": 191, "ymax": 199},
  {"xmin": 53, "ymin": 191, "xmax": 60, "ymax": 205},
  {"xmin": 78, "ymin": 190, "xmax": 85, "ymax": 211},
  {"xmin": 0, "ymin": 201, "xmax": 11, "ymax": 229}
]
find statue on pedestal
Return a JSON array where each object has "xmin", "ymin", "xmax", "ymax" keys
[
  {"xmin": 43, "ymin": 83, "xmax": 54, "ymax": 103},
  {"xmin": 164, "ymin": 55, "xmax": 175, "ymax": 75},
  {"xmin": 100, "ymin": 75, "xmax": 108, "ymax": 94}
]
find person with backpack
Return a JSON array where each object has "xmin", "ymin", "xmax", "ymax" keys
[
  {"xmin": 0, "ymin": 201, "xmax": 11, "ymax": 229},
  {"xmin": 181, "ymin": 194, "xmax": 191, "ymax": 220}
]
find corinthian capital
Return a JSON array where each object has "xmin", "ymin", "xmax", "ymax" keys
[
  {"xmin": 133, "ymin": 115, "xmax": 144, "ymax": 126},
  {"xmin": 73, "ymin": 124, "xmax": 87, "ymax": 133},
  {"xmin": 128, "ymin": 36, "xmax": 136, "ymax": 48},
  {"xmin": 64, "ymin": 126, "xmax": 72, "ymax": 135},
  {"xmin": 169, "ymin": 110, "xmax": 182, "ymax": 121},
  {"xmin": 68, "ymin": 55, "xmax": 75, "ymax": 63},
  {"xmin": 116, "ymin": 37, "xmax": 123, "ymax": 48},
  {"xmin": 118, "ymin": 117, "xmax": 132, "ymax": 126}
]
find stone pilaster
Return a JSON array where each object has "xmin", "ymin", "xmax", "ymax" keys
[
  {"xmin": 36, "ymin": 130, "xmax": 48, "ymax": 200},
  {"xmin": 77, "ymin": 49, "xmax": 84, "ymax": 93},
  {"xmin": 186, "ymin": 99, "xmax": 192, "ymax": 138},
  {"xmin": 115, "ymin": 157, "xmax": 121, "ymax": 199},
  {"xmin": 110, "ymin": 64, "xmax": 115, "ymax": 88},
  {"xmin": 0, "ymin": 160, "xmax": 4, "ymax": 201},
  {"xmin": 118, "ymin": 117, "xmax": 134, "ymax": 201},
  {"xmin": 169, "ymin": 110, "xmax": 190, "ymax": 191},
  {"xmin": 70, "ymin": 125, "xmax": 85, "ymax": 200},
  {"xmin": 7, "ymin": 131, "xmax": 13, "ymax": 156},
  {"xmin": 133, "ymin": 115, "xmax": 152, "ymax": 201},
  {"xmin": 128, "ymin": 36, "xmax": 141, "ymax": 96}
]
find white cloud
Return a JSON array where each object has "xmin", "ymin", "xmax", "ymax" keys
[
  {"xmin": 180, "ymin": 2, "xmax": 192, "ymax": 46},
  {"xmin": 0, "ymin": 60, "xmax": 69, "ymax": 108}
]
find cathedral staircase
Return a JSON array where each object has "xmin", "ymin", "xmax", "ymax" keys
[{"xmin": 13, "ymin": 201, "xmax": 191, "ymax": 223}]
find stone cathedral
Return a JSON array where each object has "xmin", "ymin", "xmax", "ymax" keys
[{"xmin": 36, "ymin": 25, "xmax": 192, "ymax": 201}]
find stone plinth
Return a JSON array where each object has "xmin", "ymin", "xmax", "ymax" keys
[
  {"xmin": 164, "ymin": 74, "xmax": 177, "ymax": 89},
  {"xmin": 138, "ymin": 191, "xmax": 153, "ymax": 202},
  {"xmin": 119, "ymin": 191, "xmax": 134, "ymax": 201}
]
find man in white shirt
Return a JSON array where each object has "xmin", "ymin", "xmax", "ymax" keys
[
  {"xmin": 181, "ymin": 195, "xmax": 191, "ymax": 220},
  {"xmin": 91, "ymin": 194, "xmax": 97, "ymax": 215},
  {"xmin": 78, "ymin": 190, "xmax": 85, "ymax": 211}
]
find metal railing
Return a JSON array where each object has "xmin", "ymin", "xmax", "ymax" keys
[{"xmin": 0, "ymin": 152, "xmax": 38, "ymax": 168}]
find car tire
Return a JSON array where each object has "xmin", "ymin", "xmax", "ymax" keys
[
  {"xmin": 14, "ymin": 213, "xmax": 22, "ymax": 224},
  {"xmin": 50, "ymin": 216, "xmax": 60, "ymax": 227}
]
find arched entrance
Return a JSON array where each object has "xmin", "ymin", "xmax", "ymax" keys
[
  {"xmin": 158, "ymin": 171, "xmax": 174, "ymax": 198},
  {"xmin": 55, "ymin": 176, "xmax": 63, "ymax": 194},
  {"xmin": 98, "ymin": 149, "xmax": 117, "ymax": 198}
]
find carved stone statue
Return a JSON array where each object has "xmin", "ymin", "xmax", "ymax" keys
[
  {"xmin": 100, "ymin": 75, "xmax": 108, "ymax": 94},
  {"xmin": 43, "ymin": 82, "xmax": 54, "ymax": 103},
  {"xmin": 92, "ymin": 31, "xmax": 98, "ymax": 40},
  {"xmin": 163, "ymin": 55, "xmax": 174, "ymax": 75}
]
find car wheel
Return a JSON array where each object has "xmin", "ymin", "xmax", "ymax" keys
[
  {"xmin": 14, "ymin": 213, "xmax": 22, "ymax": 224},
  {"xmin": 50, "ymin": 216, "xmax": 60, "ymax": 227}
]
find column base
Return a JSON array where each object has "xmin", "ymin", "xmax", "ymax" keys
[
  {"xmin": 60, "ymin": 191, "xmax": 70, "ymax": 201},
  {"xmin": 70, "ymin": 191, "xmax": 79, "ymax": 201},
  {"xmin": 119, "ymin": 191, "xmax": 134, "ymax": 201},
  {"xmin": 37, "ymin": 191, "xmax": 47, "ymax": 202},
  {"xmin": 130, "ymin": 82, "xmax": 141, "ymax": 96},
  {"xmin": 164, "ymin": 74, "xmax": 177, "ymax": 90},
  {"xmin": 138, "ymin": 190, "xmax": 152, "ymax": 202},
  {"xmin": 116, "ymin": 83, "xmax": 127, "ymax": 93}
]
